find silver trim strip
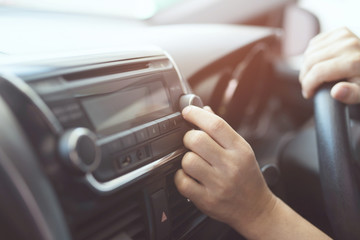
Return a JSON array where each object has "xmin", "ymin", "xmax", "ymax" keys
[
  {"xmin": 163, "ymin": 50, "xmax": 190, "ymax": 94},
  {"xmin": 86, "ymin": 148, "xmax": 186, "ymax": 193},
  {"xmin": 0, "ymin": 73, "xmax": 63, "ymax": 134}
]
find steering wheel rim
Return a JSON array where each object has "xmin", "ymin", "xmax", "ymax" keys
[{"xmin": 314, "ymin": 83, "xmax": 360, "ymax": 239}]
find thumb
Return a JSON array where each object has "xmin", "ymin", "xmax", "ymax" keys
[
  {"xmin": 203, "ymin": 106, "xmax": 214, "ymax": 113},
  {"xmin": 330, "ymin": 81, "xmax": 360, "ymax": 104}
]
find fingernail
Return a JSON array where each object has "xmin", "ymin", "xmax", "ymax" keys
[
  {"xmin": 182, "ymin": 106, "xmax": 192, "ymax": 115},
  {"xmin": 302, "ymin": 90, "xmax": 308, "ymax": 99},
  {"xmin": 204, "ymin": 106, "xmax": 212, "ymax": 111},
  {"xmin": 334, "ymin": 86, "xmax": 349, "ymax": 100}
]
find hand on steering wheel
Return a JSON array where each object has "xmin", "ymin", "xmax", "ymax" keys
[
  {"xmin": 304, "ymin": 27, "xmax": 360, "ymax": 239},
  {"xmin": 314, "ymin": 83, "xmax": 360, "ymax": 240},
  {"xmin": 300, "ymin": 27, "xmax": 360, "ymax": 104}
]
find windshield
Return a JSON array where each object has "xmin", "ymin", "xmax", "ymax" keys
[{"xmin": 0, "ymin": 0, "xmax": 183, "ymax": 19}]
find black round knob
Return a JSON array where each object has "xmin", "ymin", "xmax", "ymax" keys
[
  {"xmin": 179, "ymin": 94, "xmax": 204, "ymax": 111},
  {"xmin": 59, "ymin": 128, "xmax": 100, "ymax": 174}
]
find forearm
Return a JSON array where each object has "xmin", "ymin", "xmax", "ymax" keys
[{"xmin": 232, "ymin": 197, "xmax": 332, "ymax": 240}]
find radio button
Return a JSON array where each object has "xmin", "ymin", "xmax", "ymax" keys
[
  {"xmin": 169, "ymin": 116, "xmax": 182, "ymax": 129},
  {"xmin": 121, "ymin": 133, "xmax": 136, "ymax": 148},
  {"xmin": 135, "ymin": 128, "xmax": 149, "ymax": 143},
  {"xmin": 136, "ymin": 148, "xmax": 146, "ymax": 160},
  {"xmin": 158, "ymin": 120, "xmax": 170, "ymax": 134},
  {"xmin": 147, "ymin": 123, "xmax": 160, "ymax": 138},
  {"xmin": 151, "ymin": 189, "xmax": 171, "ymax": 240}
]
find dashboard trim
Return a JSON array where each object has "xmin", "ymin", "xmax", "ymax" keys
[
  {"xmin": 24, "ymin": 55, "xmax": 171, "ymax": 82},
  {"xmin": 86, "ymin": 148, "xmax": 186, "ymax": 193},
  {"xmin": 163, "ymin": 50, "xmax": 190, "ymax": 94}
]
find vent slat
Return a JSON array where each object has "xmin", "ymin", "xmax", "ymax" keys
[
  {"xmin": 171, "ymin": 203, "xmax": 195, "ymax": 220},
  {"xmin": 75, "ymin": 202, "xmax": 139, "ymax": 239},
  {"xmin": 98, "ymin": 212, "xmax": 142, "ymax": 240},
  {"xmin": 172, "ymin": 208, "xmax": 200, "ymax": 231},
  {"xmin": 127, "ymin": 222, "xmax": 146, "ymax": 237},
  {"xmin": 72, "ymin": 195, "xmax": 147, "ymax": 240}
]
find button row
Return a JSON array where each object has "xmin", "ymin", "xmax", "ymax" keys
[
  {"xmin": 114, "ymin": 145, "xmax": 150, "ymax": 171},
  {"xmin": 158, "ymin": 115, "xmax": 183, "ymax": 134},
  {"xmin": 104, "ymin": 133, "xmax": 136, "ymax": 155},
  {"xmin": 103, "ymin": 114, "xmax": 183, "ymax": 155}
]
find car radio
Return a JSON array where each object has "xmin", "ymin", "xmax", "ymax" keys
[{"xmin": 1, "ymin": 48, "xmax": 203, "ymax": 192}]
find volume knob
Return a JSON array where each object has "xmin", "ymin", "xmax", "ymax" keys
[
  {"xmin": 59, "ymin": 128, "xmax": 100, "ymax": 174},
  {"xmin": 179, "ymin": 94, "xmax": 204, "ymax": 111}
]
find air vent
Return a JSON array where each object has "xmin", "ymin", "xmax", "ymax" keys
[
  {"xmin": 63, "ymin": 62, "xmax": 149, "ymax": 81},
  {"xmin": 166, "ymin": 173, "xmax": 205, "ymax": 240},
  {"xmin": 72, "ymin": 194, "xmax": 147, "ymax": 240}
]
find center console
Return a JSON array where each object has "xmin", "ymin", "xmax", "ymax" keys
[{"xmin": 0, "ymin": 48, "xmax": 213, "ymax": 240}]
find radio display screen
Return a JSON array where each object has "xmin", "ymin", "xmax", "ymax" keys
[{"xmin": 81, "ymin": 81, "xmax": 172, "ymax": 136}]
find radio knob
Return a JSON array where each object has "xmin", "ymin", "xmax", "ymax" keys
[
  {"xmin": 179, "ymin": 94, "xmax": 203, "ymax": 111},
  {"xmin": 59, "ymin": 128, "xmax": 101, "ymax": 174}
]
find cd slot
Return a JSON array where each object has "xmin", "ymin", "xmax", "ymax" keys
[{"xmin": 63, "ymin": 62, "xmax": 150, "ymax": 81}]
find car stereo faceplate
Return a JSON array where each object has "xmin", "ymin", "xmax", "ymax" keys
[{"xmin": 0, "ymin": 48, "xmax": 202, "ymax": 192}]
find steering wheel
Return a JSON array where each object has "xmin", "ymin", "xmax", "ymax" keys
[{"xmin": 314, "ymin": 83, "xmax": 360, "ymax": 239}]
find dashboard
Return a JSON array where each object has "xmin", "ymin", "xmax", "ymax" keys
[{"xmin": 0, "ymin": 7, "xmax": 290, "ymax": 240}]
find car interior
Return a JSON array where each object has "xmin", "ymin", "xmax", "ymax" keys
[{"xmin": 0, "ymin": 0, "xmax": 358, "ymax": 239}]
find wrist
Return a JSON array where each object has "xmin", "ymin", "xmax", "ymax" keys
[{"xmin": 229, "ymin": 191, "xmax": 280, "ymax": 239}]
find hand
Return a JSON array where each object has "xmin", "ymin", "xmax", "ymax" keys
[
  {"xmin": 300, "ymin": 27, "xmax": 360, "ymax": 104},
  {"xmin": 174, "ymin": 106, "xmax": 276, "ymax": 237}
]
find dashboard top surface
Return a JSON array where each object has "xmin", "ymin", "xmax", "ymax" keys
[{"xmin": 0, "ymin": 8, "xmax": 278, "ymax": 81}]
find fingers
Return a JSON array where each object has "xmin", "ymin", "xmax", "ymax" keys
[
  {"xmin": 301, "ymin": 57, "xmax": 355, "ymax": 98},
  {"xmin": 331, "ymin": 81, "xmax": 360, "ymax": 104},
  {"xmin": 300, "ymin": 27, "xmax": 360, "ymax": 103},
  {"xmin": 181, "ymin": 151, "xmax": 215, "ymax": 185},
  {"xmin": 203, "ymin": 105, "xmax": 214, "ymax": 113},
  {"xmin": 183, "ymin": 129, "xmax": 226, "ymax": 166},
  {"xmin": 299, "ymin": 47, "xmax": 334, "ymax": 82},
  {"xmin": 182, "ymin": 106, "xmax": 242, "ymax": 149},
  {"xmin": 174, "ymin": 169, "xmax": 205, "ymax": 201},
  {"xmin": 300, "ymin": 38, "xmax": 355, "ymax": 82},
  {"xmin": 304, "ymin": 27, "xmax": 351, "ymax": 57}
]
